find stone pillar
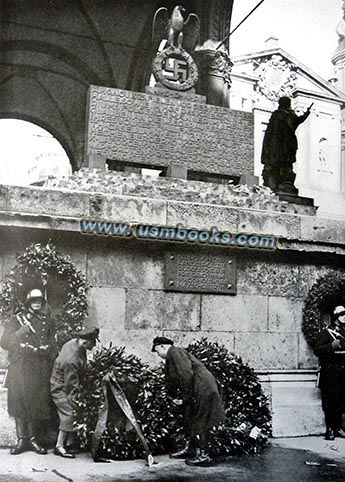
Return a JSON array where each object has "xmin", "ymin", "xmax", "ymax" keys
[
  {"xmin": 87, "ymin": 154, "xmax": 107, "ymax": 170},
  {"xmin": 194, "ymin": 48, "xmax": 232, "ymax": 108},
  {"xmin": 332, "ymin": 1, "xmax": 345, "ymax": 192},
  {"xmin": 332, "ymin": 1, "xmax": 345, "ymax": 92}
]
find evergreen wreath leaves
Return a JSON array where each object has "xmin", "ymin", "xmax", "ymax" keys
[
  {"xmin": 76, "ymin": 339, "xmax": 271, "ymax": 460},
  {"xmin": 302, "ymin": 271, "xmax": 345, "ymax": 347},
  {"xmin": 0, "ymin": 241, "xmax": 88, "ymax": 347}
]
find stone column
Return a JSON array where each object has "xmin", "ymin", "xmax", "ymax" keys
[
  {"xmin": 193, "ymin": 48, "xmax": 232, "ymax": 108},
  {"xmin": 332, "ymin": 1, "xmax": 345, "ymax": 92},
  {"xmin": 332, "ymin": 1, "xmax": 345, "ymax": 191}
]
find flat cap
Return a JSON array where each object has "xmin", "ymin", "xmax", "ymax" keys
[
  {"xmin": 151, "ymin": 336, "xmax": 174, "ymax": 352},
  {"xmin": 78, "ymin": 326, "xmax": 100, "ymax": 342}
]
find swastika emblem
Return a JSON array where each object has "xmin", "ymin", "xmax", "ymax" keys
[
  {"xmin": 163, "ymin": 58, "xmax": 188, "ymax": 82},
  {"xmin": 152, "ymin": 45, "xmax": 198, "ymax": 91}
]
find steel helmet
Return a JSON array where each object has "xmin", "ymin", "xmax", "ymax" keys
[
  {"xmin": 26, "ymin": 289, "xmax": 45, "ymax": 304},
  {"xmin": 334, "ymin": 305, "xmax": 345, "ymax": 318}
]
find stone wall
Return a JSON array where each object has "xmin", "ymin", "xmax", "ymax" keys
[
  {"xmin": 0, "ymin": 173, "xmax": 344, "ymax": 442},
  {"xmin": 0, "ymin": 234, "xmax": 338, "ymax": 371},
  {"xmin": 0, "ymin": 174, "xmax": 344, "ymax": 369}
]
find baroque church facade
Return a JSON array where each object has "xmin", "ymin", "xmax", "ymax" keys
[{"xmin": 230, "ymin": 36, "xmax": 345, "ymax": 219}]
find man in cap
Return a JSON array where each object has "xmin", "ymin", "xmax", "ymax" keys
[
  {"xmin": 151, "ymin": 336, "xmax": 225, "ymax": 467},
  {"xmin": 314, "ymin": 305, "xmax": 345, "ymax": 440},
  {"xmin": 0, "ymin": 288, "xmax": 55, "ymax": 455},
  {"xmin": 50, "ymin": 325, "xmax": 100, "ymax": 458}
]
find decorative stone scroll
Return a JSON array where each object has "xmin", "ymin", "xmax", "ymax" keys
[
  {"xmin": 85, "ymin": 86, "xmax": 254, "ymax": 177},
  {"xmin": 165, "ymin": 252, "xmax": 237, "ymax": 294},
  {"xmin": 255, "ymin": 54, "xmax": 297, "ymax": 102}
]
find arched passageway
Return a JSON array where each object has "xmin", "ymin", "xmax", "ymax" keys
[{"xmin": 0, "ymin": 119, "xmax": 71, "ymax": 186}]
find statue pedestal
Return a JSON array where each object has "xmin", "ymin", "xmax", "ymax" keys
[{"xmin": 277, "ymin": 192, "xmax": 315, "ymax": 207}]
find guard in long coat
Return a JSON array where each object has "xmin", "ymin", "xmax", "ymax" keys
[
  {"xmin": 261, "ymin": 96, "xmax": 311, "ymax": 194},
  {"xmin": 151, "ymin": 336, "xmax": 225, "ymax": 467},
  {"xmin": 50, "ymin": 326, "xmax": 99, "ymax": 458},
  {"xmin": 314, "ymin": 305, "xmax": 345, "ymax": 440},
  {"xmin": 0, "ymin": 289, "xmax": 56, "ymax": 455}
]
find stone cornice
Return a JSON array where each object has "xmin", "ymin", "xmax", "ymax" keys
[
  {"xmin": 233, "ymin": 47, "xmax": 345, "ymax": 100},
  {"xmin": 0, "ymin": 176, "xmax": 344, "ymax": 256}
]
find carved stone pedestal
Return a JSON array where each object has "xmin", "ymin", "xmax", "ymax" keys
[{"xmin": 277, "ymin": 192, "xmax": 315, "ymax": 207}]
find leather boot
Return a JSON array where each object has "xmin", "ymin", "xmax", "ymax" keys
[
  {"xmin": 170, "ymin": 440, "xmax": 196, "ymax": 459},
  {"xmin": 65, "ymin": 442, "xmax": 80, "ymax": 454},
  {"xmin": 185, "ymin": 449, "xmax": 213, "ymax": 467},
  {"xmin": 27, "ymin": 437, "xmax": 47, "ymax": 454},
  {"xmin": 335, "ymin": 428, "xmax": 345, "ymax": 438},
  {"xmin": 10, "ymin": 438, "xmax": 29, "ymax": 455},
  {"xmin": 325, "ymin": 427, "xmax": 335, "ymax": 441}
]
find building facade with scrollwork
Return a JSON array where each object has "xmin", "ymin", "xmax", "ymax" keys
[{"xmin": 230, "ymin": 37, "xmax": 345, "ymax": 220}]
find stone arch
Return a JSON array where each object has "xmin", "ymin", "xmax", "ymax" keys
[{"xmin": 0, "ymin": 74, "xmax": 76, "ymax": 167}]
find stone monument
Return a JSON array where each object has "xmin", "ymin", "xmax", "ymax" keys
[
  {"xmin": 3, "ymin": 1, "xmax": 345, "ymax": 445},
  {"xmin": 86, "ymin": 5, "xmax": 253, "ymax": 183}
]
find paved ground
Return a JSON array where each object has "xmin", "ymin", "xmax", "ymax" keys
[{"xmin": 1, "ymin": 437, "xmax": 345, "ymax": 482}]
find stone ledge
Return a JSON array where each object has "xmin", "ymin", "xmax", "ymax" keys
[
  {"xmin": 0, "ymin": 208, "xmax": 344, "ymax": 257},
  {"xmin": 257, "ymin": 370, "xmax": 323, "ymax": 437},
  {"xmin": 44, "ymin": 169, "xmax": 317, "ymax": 215},
  {"xmin": 0, "ymin": 175, "xmax": 344, "ymax": 251}
]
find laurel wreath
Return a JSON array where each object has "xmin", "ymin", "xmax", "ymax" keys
[
  {"xmin": 152, "ymin": 45, "xmax": 198, "ymax": 91},
  {"xmin": 0, "ymin": 241, "xmax": 88, "ymax": 347},
  {"xmin": 302, "ymin": 270, "xmax": 345, "ymax": 347}
]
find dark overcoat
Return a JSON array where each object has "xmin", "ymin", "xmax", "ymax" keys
[
  {"xmin": 313, "ymin": 326, "xmax": 345, "ymax": 415},
  {"xmin": 0, "ymin": 307, "xmax": 56, "ymax": 422},
  {"xmin": 261, "ymin": 108, "xmax": 310, "ymax": 168},
  {"xmin": 50, "ymin": 338, "xmax": 87, "ymax": 432},
  {"xmin": 165, "ymin": 346, "xmax": 225, "ymax": 437}
]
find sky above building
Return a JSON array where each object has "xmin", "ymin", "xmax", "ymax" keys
[{"xmin": 230, "ymin": 0, "xmax": 342, "ymax": 80}]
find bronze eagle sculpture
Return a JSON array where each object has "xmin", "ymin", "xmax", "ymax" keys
[{"xmin": 152, "ymin": 5, "xmax": 200, "ymax": 53}]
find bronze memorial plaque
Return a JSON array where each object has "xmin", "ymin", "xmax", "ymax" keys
[
  {"xmin": 86, "ymin": 86, "xmax": 254, "ymax": 177},
  {"xmin": 165, "ymin": 252, "xmax": 237, "ymax": 294}
]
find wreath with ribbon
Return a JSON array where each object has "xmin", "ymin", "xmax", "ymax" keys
[
  {"xmin": 77, "ymin": 339, "xmax": 271, "ymax": 460},
  {"xmin": 302, "ymin": 271, "xmax": 345, "ymax": 347},
  {"xmin": 0, "ymin": 241, "xmax": 88, "ymax": 347}
]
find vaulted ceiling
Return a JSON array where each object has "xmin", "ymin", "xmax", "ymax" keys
[{"xmin": 0, "ymin": 0, "xmax": 234, "ymax": 167}]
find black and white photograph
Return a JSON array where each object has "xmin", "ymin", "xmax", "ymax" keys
[{"xmin": 0, "ymin": 1, "xmax": 344, "ymax": 481}]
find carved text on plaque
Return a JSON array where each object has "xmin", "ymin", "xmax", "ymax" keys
[
  {"xmin": 165, "ymin": 252, "xmax": 237, "ymax": 294},
  {"xmin": 86, "ymin": 86, "xmax": 254, "ymax": 177}
]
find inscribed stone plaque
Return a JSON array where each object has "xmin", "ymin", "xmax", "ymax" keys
[
  {"xmin": 165, "ymin": 252, "xmax": 237, "ymax": 294},
  {"xmin": 85, "ymin": 85, "xmax": 254, "ymax": 177}
]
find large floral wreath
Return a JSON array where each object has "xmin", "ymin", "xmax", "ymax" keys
[
  {"xmin": 302, "ymin": 271, "xmax": 345, "ymax": 347},
  {"xmin": 77, "ymin": 339, "xmax": 271, "ymax": 460},
  {"xmin": 0, "ymin": 242, "xmax": 88, "ymax": 347}
]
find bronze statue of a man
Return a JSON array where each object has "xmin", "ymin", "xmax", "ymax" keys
[{"xmin": 261, "ymin": 96, "xmax": 312, "ymax": 195}]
